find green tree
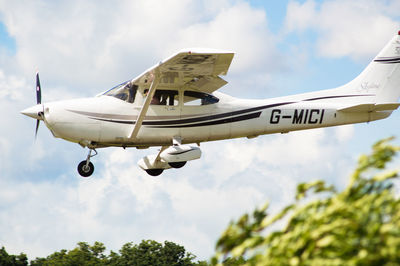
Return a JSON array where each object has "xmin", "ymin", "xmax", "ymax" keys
[
  {"xmin": 213, "ymin": 138, "xmax": 400, "ymax": 265},
  {"xmin": 111, "ymin": 239, "xmax": 204, "ymax": 266},
  {"xmin": 0, "ymin": 246, "xmax": 28, "ymax": 266},
  {"xmin": 31, "ymin": 241, "xmax": 107, "ymax": 266},
  {"xmin": 30, "ymin": 240, "xmax": 207, "ymax": 266}
]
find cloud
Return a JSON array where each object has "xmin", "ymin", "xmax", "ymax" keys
[
  {"xmin": 173, "ymin": 2, "xmax": 277, "ymax": 73},
  {"xmin": 0, "ymin": 0, "xmax": 282, "ymax": 96},
  {"xmin": 334, "ymin": 124, "xmax": 355, "ymax": 142},
  {"xmin": 0, "ymin": 125, "xmax": 357, "ymax": 259},
  {"xmin": 285, "ymin": 0, "xmax": 317, "ymax": 32},
  {"xmin": 0, "ymin": 0, "xmax": 286, "ymax": 99},
  {"xmin": 0, "ymin": 70, "xmax": 26, "ymax": 100},
  {"xmin": 285, "ymin": 0, "xmax": 400, "ymax": 60}
]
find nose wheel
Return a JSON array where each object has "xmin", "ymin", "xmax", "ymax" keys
[{"xmin": 77, "ymin": 149, "xmax": 97, "ymax": 177}]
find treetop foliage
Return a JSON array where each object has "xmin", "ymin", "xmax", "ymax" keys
[
  {"xmin": 1, "ymin": 240, "xmax": 206, "ymax": 266},
  {"xmin": 213, "ymin": 137, "xmax": 400, "ymax": 266},
  {"xmin": 0, "ymin": 246, "xmax": 28, "ymax": 266}
]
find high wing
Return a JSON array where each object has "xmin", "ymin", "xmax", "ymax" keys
[
  {"xmin": 129, "ymin": 48, "xmax": 235, "ymax": 93},
  {"xmin": 128, "ymin": 49, "xmax": 234, "ymax": 140}
]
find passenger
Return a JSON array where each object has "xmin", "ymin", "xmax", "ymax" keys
[{"xmin": 159, "ymin": 94, "xmax": 168, "ymax": 105}]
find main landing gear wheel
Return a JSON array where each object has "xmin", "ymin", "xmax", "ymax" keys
[
  {"xmin": 168, "ymin": 161, "xmax": 186, "ymax": 168},
  {"xmin": 77, "ymin": 148, "xmax": 97, "ymax": 177},
  {"xmin": 146, "ymin": 169, "xmax": 164, "ymax": 176},
  {"xmin": 77, "ymin": 161, "xmax": 94, "ymax": 177}
]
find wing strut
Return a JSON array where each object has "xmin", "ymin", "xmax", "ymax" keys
[
  {"xmin": 154, "ymin": 146, "xmax": 169, "ymax": 162},
  {"xmin": 129, "ymin": 73, "xmax": 160, "ymax": 140}
]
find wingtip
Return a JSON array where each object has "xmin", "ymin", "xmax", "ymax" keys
[{"xmin": 179, "ymin": 48, "xmax": 235, "ymax": 55}]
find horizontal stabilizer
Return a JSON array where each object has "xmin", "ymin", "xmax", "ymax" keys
[{"xmin": 338, "ymin": 103, "xmax": 400, "ymax": 112}]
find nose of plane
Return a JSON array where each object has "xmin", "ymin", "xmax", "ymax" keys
[{"xmin": 21, "ymin": 104, "xmax": 44, "ymax": 120}]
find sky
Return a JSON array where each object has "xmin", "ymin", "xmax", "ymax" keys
[{"xmin": 0, "ymin": 0, "xmax": 400, "ymax": 261}]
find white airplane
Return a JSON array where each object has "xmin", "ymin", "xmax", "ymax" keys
[{"xmin": 21, "ymin": 31, "xmax": 400, "ymax": 177}]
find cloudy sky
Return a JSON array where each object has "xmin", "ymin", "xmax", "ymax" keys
[{"xmin": 1, "ymin": 0, "xmax": 400, "ymax": 261}]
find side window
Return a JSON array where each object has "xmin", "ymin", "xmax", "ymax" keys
[
  {"xmin": 184, "ymin": 91, "xmax": 219, "ymax": 106},
  {"xmin": 145, "ymin": 90, "xmax": 179, "ymax": 106}
]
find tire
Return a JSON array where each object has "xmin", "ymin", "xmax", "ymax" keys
[
  {"xmin": 145, "ymin": 169, "xmax": 164, "ymax": 176},
  {"xmin": 77, "ymin": 161, "xmax": 94, "ymax": 177},
  {"xmin": 168, "ymin": 161, "xmax": 186, "ymax": 168}
]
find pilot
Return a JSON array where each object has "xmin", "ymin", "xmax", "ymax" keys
[
  {"xmin": 151, "ymin": 94, "xmax": 161, "ymax": 105},
  {"xmin": 126, "ymin": 83, "xmax": 137, "ymax": 103},
  {"xmin": 144, "ymin": 89, "xmax": 161, "ymax": 105}
]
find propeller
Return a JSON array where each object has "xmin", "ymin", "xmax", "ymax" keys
[
  {"xmin": 35, "ymin": 72, "xmax": 43, "ymax": 139},
  {"xmin": 20, "ymin": 72, "xmax": 46, "ymax": 140}
]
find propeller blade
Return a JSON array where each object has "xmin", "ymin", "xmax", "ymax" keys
[
  {"xmin": 36, "ymin": 72, "xmax": 42, "ymax": 104},
  {"xmin": 34, "ymin": 72, "xmax": 43, "ymax": 140},
  {"xmin": 35, "ymin": 119, "xmax": 40, "ymax": 139}
]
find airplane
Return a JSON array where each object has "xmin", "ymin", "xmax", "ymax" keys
[{"xmin": 21, "ymin": 31, "xmax": 400, "ymax": 177}]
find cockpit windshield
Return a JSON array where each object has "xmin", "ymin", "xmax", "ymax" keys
[{"xmin": 104, "ymin": 81, "xmax": 137, "ymax": 103}]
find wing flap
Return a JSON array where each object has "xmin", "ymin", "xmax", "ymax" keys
[
  {"xmin": 185, "ymin": 76, "xmax": 228, "ymax": 94},
  {"xmin": 338, "ymin": 103, "xmax": 400, "ymax": 112}
]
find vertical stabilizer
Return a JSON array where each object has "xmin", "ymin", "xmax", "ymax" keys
[{"xmin": 343, "ymin": 31, "xmax": 400, "ymax": 103}]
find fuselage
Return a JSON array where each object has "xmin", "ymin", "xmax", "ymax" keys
[{"xmin": 39, "ymin": 87, "xmax": 390, "ymax": 149}]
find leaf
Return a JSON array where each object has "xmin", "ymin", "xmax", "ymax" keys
[{"xmin": 295, "ymin": 180, "xmax": 335, "ymax": 201}]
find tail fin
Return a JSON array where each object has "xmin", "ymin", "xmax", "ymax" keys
[{"xmin": 343, "ymin": 31, "xmax": 400, "ymax": 103}]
